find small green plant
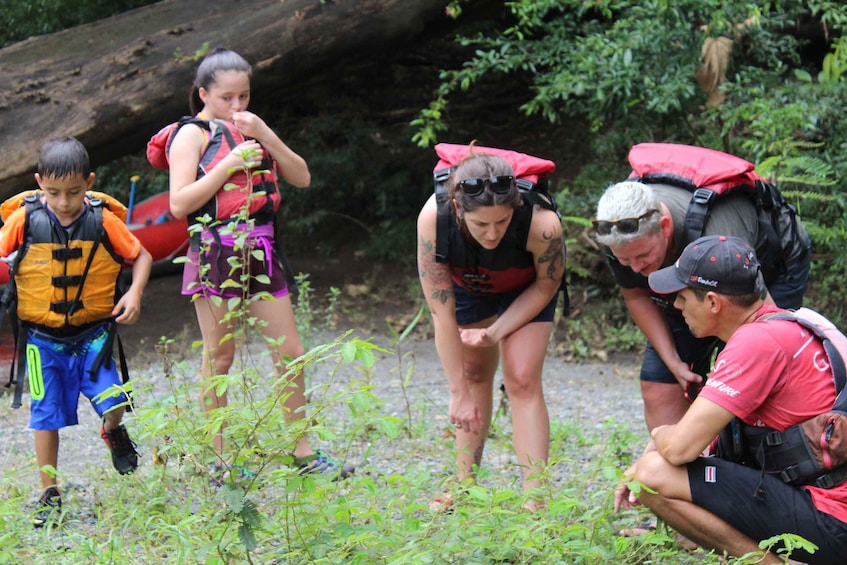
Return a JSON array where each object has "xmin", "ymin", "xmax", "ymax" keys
[{"xmin": 386, "ymin": 303, "xmax": 425, "ymax": 438}]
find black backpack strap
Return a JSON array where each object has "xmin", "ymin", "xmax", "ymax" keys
[
  {"xmin": 87, "ymin": 321, "xmax": 130, "ymax": 407},
  {"xmin": 518, "ymin": 178, "xmax": 561, "ymax": 218},
  {"xmin": 681, "ymin": 187, "xmax": 717, "ymax": 247},
  {"xmin": 2, "ymin": 200, "xmax": 34, "ymax": 408},
  {"xmin": 11, "ymin": 326, "xmax": 27, "ymax": 409},
  {"xmin": 813, "ymin": 464, "xmax": 847, "ymax": 489},
  {"xmin": 434, "ymin": 167, "xmax": 452, "ymax": 263}
]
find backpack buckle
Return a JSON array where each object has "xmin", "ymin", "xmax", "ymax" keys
[
  {"xmin": 816, "ymin": 474, "xmax": 836, "ymax": 489},
  {"xmin": 691, "ymin": 188, "xmax": 716, "ymax": 206},
  {"xmin": 515, "ymin": 178, "xmax": 535, "ymax": 192},
  {"xmin": 780, "ymin": 465, "xmax": 800, "ymax": 484},
  {"xmin": 434, "ymin": 168, "xmax": 452, "ymax": 184}
]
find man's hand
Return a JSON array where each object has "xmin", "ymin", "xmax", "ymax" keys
[
  {"xmin": 669, "ymin": 359, "xmax": 703, "ymax": 389},
  {"xmin": 614, "ymin": 463, "xmax": 641, "ymax": 512}
]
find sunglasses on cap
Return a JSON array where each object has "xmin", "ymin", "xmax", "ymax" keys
[
  {"xmin": 458, "ymin": 175, "xmax": 515, "ymax": 196},
  {"xmin": 591, "ymin": 209, "xmax": 660, "ymax": 236}
]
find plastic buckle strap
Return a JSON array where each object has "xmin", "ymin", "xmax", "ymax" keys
[
  {"xmin": 815, "ymin": 466, "xmax": 847, "ymax": 489},
  {"xmin": 816, "ymin": 473, "xmax": 836, "ymax": 489},
  {"xmin": 52, "ymin": 247, "xmax": 83, "ymax": 261},
  {"xmin": 50, "ymin": 300, "xmax": 81, "ymax": 314},
  {"xmin": 434, "ymin": 168, "xmax": 452, "ymax": 184},
  {"xmin": 780, "ymin": 465, "xmax": 800, "ymax": 484},
  {"xmin": 764, "ymin": 431, "xmax": 785, "ymax": 446},
  {"xmin": 515, "ymin": 178, "xmax": 535, "ymax": 191},
  {"xmin": 52, "ymin": 275, "xmax": 83, "ymax": 288},
  {"xmin": 691, "ymin": 187, "xmax": 716, "ymax": 205}
]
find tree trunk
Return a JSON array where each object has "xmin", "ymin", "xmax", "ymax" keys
[{"xmin": 0, "ymin": 0, "xmax": 454, "ymax": 198}]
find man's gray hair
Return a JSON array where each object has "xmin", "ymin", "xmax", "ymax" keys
[{"xmin": 594, "ymin": 181, "xmax": 663, "ymax": 247}]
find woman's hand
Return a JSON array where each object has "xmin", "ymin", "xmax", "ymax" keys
[
  {"xmin": 449, "ymin": 388, "xmax": 482, "ymax": 434},
  {"xmin": 460, "ymin": 327, "xmax": 498, "ymax": 348}
]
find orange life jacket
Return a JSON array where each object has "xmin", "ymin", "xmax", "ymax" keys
[{"xmin": 6, "ymin": 194, "xmax": 124, "ymax": 329}]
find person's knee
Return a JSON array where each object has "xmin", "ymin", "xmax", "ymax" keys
[
  {"xmin": 641, "ymin": 382, "xmax": 689, "ymax": 428},
  {"xmin": 502, "ymin": 367, "xmax": 541, "ymax": 398},
  {"xmin": 634, "ymin": 451, "xmax": 681, "ymax": 496},
  {"xmin": 206, "ymin": 345, "xmax": 235, "ymax": 374},
  {"xmin": 463, "ymin": 359, "xmax": 496, "ymax": 384}
]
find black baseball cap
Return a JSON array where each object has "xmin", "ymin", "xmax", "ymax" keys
[{"xmin": 648, "ymin": 235, "xmax": 763, "ymax": 295}]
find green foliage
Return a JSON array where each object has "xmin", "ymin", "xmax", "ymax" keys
[
  {"xmin": 276, "ymin": 112, "xmax": 429, "ymax": 263},
  {"xmin": 413, "ymin": 0, "xmax": 822, "ymax": 151},
  {"xmin": 0, "ymin": 0, "xmax": 158, "ymax": 48},
  {"xmin": 414, "ymin": 0, "xmax": 847, "ymax": 329},
  {"xmin": 3, "ymin": 374, "xmax": 761, "ymax": 564}
]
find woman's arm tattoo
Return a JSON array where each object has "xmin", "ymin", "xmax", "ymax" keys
[
  {"xmin": 418, "ymin": 236, "xmax": 454, "ymax": 304},
  {"xmin": 536, "ymin": 229, "xmax": 565, "ymax": 281}
]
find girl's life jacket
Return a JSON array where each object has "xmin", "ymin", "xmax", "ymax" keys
[{"xmin": 147, "ymin": 117, "xmax": 281, "ymax": 225}]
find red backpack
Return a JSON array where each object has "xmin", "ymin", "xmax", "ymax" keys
[
  {"xmin": 627, "ymin": 142, "xmax": 808, "ymax": 283},
  {"xmin": 432, "ymin": 143, "xmax": 559, "ymax": 234},
  {"xmin": 146, "ymin": 117, "xmax": 209, "ymax": 171}
]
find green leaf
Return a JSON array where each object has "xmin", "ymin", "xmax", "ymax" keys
[
  {"xmin": 341, "ymin": 341, "xmax": 357, "ymax": 363},
  {"xmin": 793, "ymin": 68, "xmax": 813, "ymax": 82}
]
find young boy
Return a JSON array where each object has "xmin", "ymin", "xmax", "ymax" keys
[{"xmin": 0, "ymin": 137, "xmax": 153, "ymax": 527}]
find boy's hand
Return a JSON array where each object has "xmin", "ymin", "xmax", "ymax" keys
[{"xmin": 112, "ymin": 290, "xmax": 142, "ymax": 324}]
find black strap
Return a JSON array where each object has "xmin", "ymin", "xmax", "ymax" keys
[
  {"xmin": 814, "ymin": 464, "xmax": 847, "ymax": 489},
  {"xmin": 433, "ymin": 167, "xmax": 452, "ymax": 263},
  {"xmin": 87, "ymin": 321, "xmax": 129, "ymax": 393},
  {"xmin": 680, "ymin": 187, "xmax": 716, "ymax": 247},
  {"xmin": 54, "ymin": 204, "xmax": 103, "ymax": 321},
  {"xmin": 11, "ymin": 328, "xmax": 27, "ymax": 409}
]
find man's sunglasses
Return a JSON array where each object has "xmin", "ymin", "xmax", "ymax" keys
[
  {"xmin": 591, "ymin": 209, "xmax": 660, "ymax": 236},
  {"xmin": 458, "ymin": 175, "xmax": 515, "ymax": 196}
]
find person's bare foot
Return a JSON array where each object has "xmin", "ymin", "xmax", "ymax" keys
[
  {"xmin": 429, "ymin": 490, "xmax": 454, "ymax": 513},
  {"xmin": 522, "ymin": 499, "xmax": 545, "ymax": 512}
]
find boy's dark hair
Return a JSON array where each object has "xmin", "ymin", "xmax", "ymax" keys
[{"xmin": 37, "ymin": 137, "xmax": 91, "ymax": 179}]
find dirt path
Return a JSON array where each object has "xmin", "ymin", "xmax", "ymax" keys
[{"xmin": 0, "ymin": 261, "xmax": 648, "ymax": 495}]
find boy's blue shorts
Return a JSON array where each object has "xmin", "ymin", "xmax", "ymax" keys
[{"xmin": 26, "ymin": 324, "xmax": 128, "ymax": 431}]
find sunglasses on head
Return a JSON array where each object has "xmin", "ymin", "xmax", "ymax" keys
[
  {"xmin": 458, "ymin": 175, "xmax": 515, "ymax": 196},
  {"xmin": 591, "ymin": 209, "xmax": 660, "ymax": 236}
]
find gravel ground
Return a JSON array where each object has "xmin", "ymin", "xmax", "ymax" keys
[
  {"xmin": 0, "ymin": 330, "xmax": 646, "ymax": 489},
  {"xmin": 0, "ymin": 270, "xmax": 648, "ymax": 524}
]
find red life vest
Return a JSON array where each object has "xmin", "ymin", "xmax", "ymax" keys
[{"xmin": 147, "ymin": 117, "xmax": 281, "ymax": 224}]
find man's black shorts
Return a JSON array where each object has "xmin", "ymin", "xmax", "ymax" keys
[{"xmin": 688, "ymin": 457, "xmax": 847, "ymax": 564}]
